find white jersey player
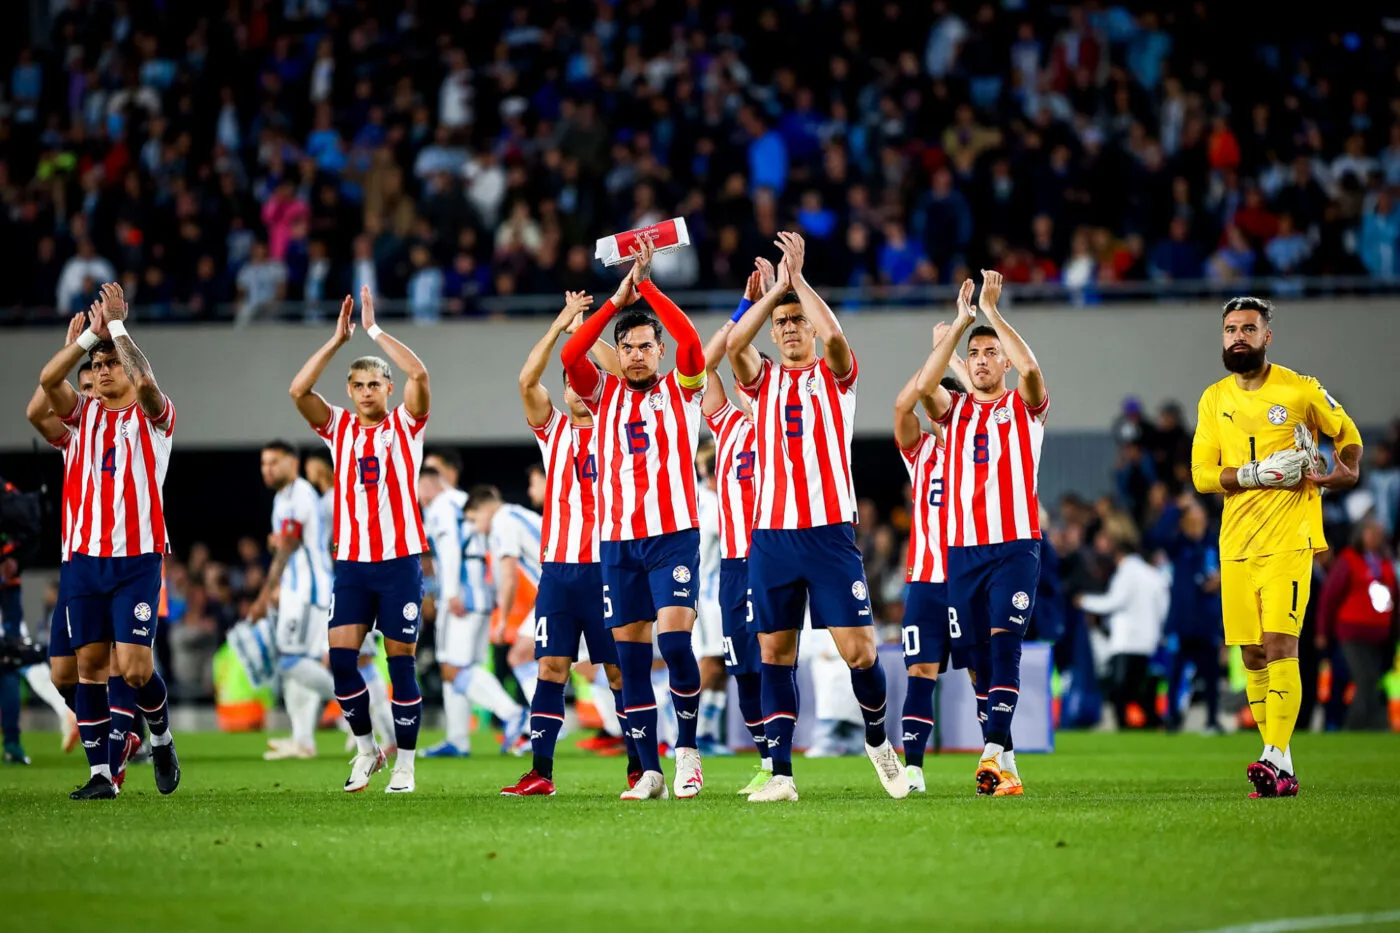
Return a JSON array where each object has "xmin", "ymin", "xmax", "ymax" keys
[{"xmin": 692, "ymin": 444, "xmax": 728, "ymax": 756}]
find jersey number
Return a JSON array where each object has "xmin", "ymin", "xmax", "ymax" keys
[
  {"xmin": 602, "ymin": 585, "xmax": 614, "ymax": 619},
  {"xmin": 902, "ymin": 625, "xmax": 921, "ymax": 659},
  {"xmin": 928, "ymin": 477, "xmax": 945, "ymax": 508},
  {"xmin": 973, "ymin": 433, "xmax": 990, "ymax": 464},
  {"xmin": 625, "ymin": 420, "xmax": 650, "ymax": 454},
  {"xmin": 948, "ymin": 607, "xmax": 963, "ymax": 639},
  {"xmin": 576, "ymin": 453, "xmax": 597, "ymax": 482},
  {"xmin": 358, "ymin": 455, "xmax": 381, "ymax": 486},
  {"xmin": 101, "ymin": 447, "xmax": 117, "ymax": 478},
  {"xmin": 534, "ymin": 616, "xmax": 549, "ymax": 650},
  {"xmin": 722, "ymin": 636, "xmax": 737, "ymax": 668},
  {"xmin": 785, "ymin": 404, "xmax": 803, "ymax": 438},
  {"xmin": 735, "ymin": 450, "xmax": 755, "ymax": 482}
]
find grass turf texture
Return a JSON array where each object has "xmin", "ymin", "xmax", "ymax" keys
[{"xmin": 2, "ymin": 731, "xmax": 1398, "ymax": 933}]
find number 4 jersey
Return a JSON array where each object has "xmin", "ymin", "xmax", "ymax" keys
[
  {"xmin": 314, "ymin": 402, "xmax": 429, "ymax": 562},
  {"xmin": 936, "ymin": 388, "xmax": 1048, "ymax": 547}
]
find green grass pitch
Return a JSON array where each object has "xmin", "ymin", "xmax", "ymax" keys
[{"xmin": 2, "ymin": 730, "xmax": 1398, "ymax": 933}]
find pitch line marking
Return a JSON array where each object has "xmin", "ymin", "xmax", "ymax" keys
[{"xmin": 1190, "ymin": 910, "xmax": 1400, "ymax": 933}]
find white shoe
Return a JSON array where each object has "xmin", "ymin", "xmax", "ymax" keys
[
  {"xmin": 263, "ymin": 741, "xmax": 317, "ymax": 760},
  {"xmin": 343, "ymin": 746, "xmax": 386, "ymax": 792},
  {"xmin": 619, "ymin": 770, "xmax": 669, "ymax": 800},
  {"xmin": 385, "ymin": 767, "xmax": 415, "ymax": 793},
  {"xmin": 748, "ymin": 773, "xmax": 799, "ymax": 802},
  {"xmin": 906, "ymin": 764, "xmax": 926, "ymax": 793},
  {"xmin": 673, "ymin": 748, "xmax": 703, "ymax": 799},
  {"xmin": 866, "ymin": 741, "xmax": 910, "ymax": 799}
]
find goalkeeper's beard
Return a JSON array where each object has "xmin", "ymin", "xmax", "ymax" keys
[{"xmin": 1222, "ymin": 343, "xmax": 1267, "ymax": 374}]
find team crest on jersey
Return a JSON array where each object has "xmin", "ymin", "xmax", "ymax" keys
[
  {"xmin": 1011, "ymin": 591, "xmax": 1030, "ymax": 611},
  {"xmin": 851, "ymin": 580, "xmax": 868, "ymax": 601},
  {"xmin": 134, "ymin": 602, "xmax": 153, "ymax": 622},
  {"xmin": 403, "ymin": 603, "xmax": 419, "ymax": 621},
  {"xmin": 992, "ymin": 407, "xmax": 1012, "ymax": 425},
  {"xmin": 672, "ymin": 566, "xmax": 692, "ymax": 583},
  {"xmin": 119, "ymin": 420, "xmax": 134, "ymax": 439},
  {"xmin": 1267, "ymin": 405, "xmax": 1287, "ymax": 425},
  {"xmin": 805, "ymin": 376, "xmax": 820, "ymax": 394},
  {"xmin": 648, "ymin": 393, "xmax": 666, "ymax": 411}
]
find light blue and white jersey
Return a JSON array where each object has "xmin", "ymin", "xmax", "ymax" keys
[
  {"xmin": 272, "ymin": 477, "xmax": 333, "ymax": 608},
  {"xmin": 697, "ymin": 484, "xmax": 722, "ymax": 607},
  {"xmin": 460, "ymin": 526, "xmax": 495, "ymax": 614},
  {"xmin": 423, "ymin": 487, "xmax": 468, "ymax": 605},
  {"xmin": 487, "ymin": 503, "xmax": 544, "ymax": 587}
]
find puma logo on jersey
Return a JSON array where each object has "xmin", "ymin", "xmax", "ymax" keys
[
  {"xmin": 1268, "ymin": 689, "xmax": 1289, "ymax": 699},
  {"xmin": 993, "ymin": 703, "xmax": 1015, "ymax": 713},
  {"xmin": 902, "ymin": 732, "xmax": 920, "ymax": 743},
  {"xmin": 131, "ymin": 627, "xmax": 150, "ymax": 637},
  {"xmin": 530, "ymin": 730, "xmax": 545, "ymax": 740},
  {"xmin": 1221, "ymin": 411, "xmax": 1235, "ymax": 422},
  {"xmin": 628, "ymin": 726, "xmax": 648, "ymax": 740},
  {"xmin": 676, "ymin": 709, "xmax": 697, "ymax": 720}
]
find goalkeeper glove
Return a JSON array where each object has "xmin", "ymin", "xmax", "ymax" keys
[
  {"xmin": 1293, "ymin": 422, "xmax": 1328, "ymax": 475},
  {"xmin": 1237, "ymin": 448, "xmax": 1310, "ymax": 488}
]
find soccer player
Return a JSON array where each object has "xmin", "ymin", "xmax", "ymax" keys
[
  {"xmin": 692, "ymin": 441, "xmax": 729, "ymax": 757},
  {"xmin": 893, "ymin": 304, "xmax": 975, "ymax": 793},
  {"xmin": 919, "ymin": 270, "xmax": 1046, "ymax": 797},
  {"xmin": 248, "ymin": 441, "xmax": 336, "ymax": 760},
  {"xmin": 701, "ymin": 266, "xmax": 769, "ymax": 793},
  {"xmin": 290, "ymin": 287, "xmax": 430, "ymax": 794},
  {"xmin": 726, "ymin": 233, "xmax": 905, "ymax": 802},
  {"xmin": 560, "ymin": 236, "xmax": 707, "ymax": 801},
  {"xmin": 38, "ymin": 283, "xmax": 179, "ymax": 799},
  {"xmin": 1190, "ymin": 296, "xmax": 1361, "ymax": 797},
  {"xmin": 501, "ymin": 292, "xmax": 639, "ymax": 796},
  {"xmin": 420, "ymin": 461, "xmax": 524, "ymax": 757}
]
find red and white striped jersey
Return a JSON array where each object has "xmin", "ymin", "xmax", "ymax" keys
[
  {"xmin": 899, "ymin": 431, "xmax": 947, "ymax": 584},
  {"xmin": 315, "ymin": 403, "xmax": 429, "ymax": 562},
  {"xmin": 531, "ymin": 407, "xmax": 598, "ymax": 564},
  {"xmin": 583, "ymin": 370, "xmax": 702, "ymax": 542},
  {"xmin": 704, "ymin": 400, "xmax": 757, "ymax": 560},
  {"xmin": 60, "ymin": 395, "xmax": 175, "ymax": 560},
  {"xmin": 46, "ymin": 427, "xmax": 80, "ymax": 561},
  {"xmin": 938, "ymin": 389, "xmax": 1048, "ymax": 547},
  {"xmin": 738, "ymin": 355, "xmax": 858, "ymax": 530}
]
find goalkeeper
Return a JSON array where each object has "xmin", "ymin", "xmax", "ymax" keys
[{"xmin": 1192, "ymin": 297, "xmax": 1362, "ymax": 798}]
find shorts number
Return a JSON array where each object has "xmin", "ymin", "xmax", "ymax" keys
[
  {"xmin": 358, "ymin": 455, "xmax": 381, "ymax": 485},
  {"xmin": 534, "ymin": 616, "xmax": 549, "ymax": 649},
  {"xmin": 746, "ymin": 588, "xmax": 754, "ymax": 623},
  {"xmin": 1291, "ymin": 580, "xmax": 1298, "ymax": 612},
  {"xmin": 722, "ymin": 636, "xmax": 737, "ymax": 668},
  {"xmin": 902, "ymin": 624, "xmax": 921, "ymax": 658},
  {"xmin": 625, "ymin": 420, "xmax": 650, "ymax": 454},
  {"xmin": 785, "ymin": 404, "xmax": 803, "ymax": 438},
  {"xmin": 576, "ymin": 454, "xmax": 597, "ymax": 482},
  {"xmin": 735, "ymin": 450, "xmax": 755, "ymax": 482},
  {"xmin": 928, "ymin": 477, "xmax": 945, "ymax": 508},
  {"xmin": 948, "ymin": 607, "xmax": 962, "ymax": 639},
  {"xmin": 101, "ymin": 447, "xmax": 117, "ymax": 478},
  {"xmin": 602, "ymin": 585, "xmax": 613, "ymax": 619},
  {"xmin": 973, "ymin": 434, "xmax": 990, "ymax": 464}
]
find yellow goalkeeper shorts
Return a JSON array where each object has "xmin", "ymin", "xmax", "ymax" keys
[{"xmin": 1219, "ymin": 549, "xmax": 1313, "ymax": 646}]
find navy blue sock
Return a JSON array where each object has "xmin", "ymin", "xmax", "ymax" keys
[
  {"xmin": 529, "ymin": 678, "xmax": 567, "ymax": 779},
  {"xmin": 613, "ymin": 688, "xmax": 641, "ymax": 772},
  {"xmin": 0, "ymin": 671, "xmax": 18, "ymax": 744},
  {"xmin": 902, "ymin": 675, "xmax": 937, "ymax": 767},
  {"xmin": 849, "ymin": 661, "xmax": 889, "ymax": 747},
  {"xmin": 60, "ymin": 684, "xmax": 78, "ymax": 715},
  {"xmin": 986, "ymin": 632, "xmax": 1023, "ymax": 749},
  {"xmin": 736, "ymin": 672, "xmax": 767, "ymax": 758},
  {"xmin": 616, "ymin": 641, "xmax": 661, "ymax": 773},
  {"xmin": 970, "ymin": 643, "xmax": 992, "ymax": 741},
  {"xmin": 107, "ymin": 676, "xmax": 135, "ymax": 773},
  {"xmin": 134, "ymin": 672, "xmax": 169, "ymax": 737},
  {"xmin": 385, "ymin": 655, "xmax": 422, "ymax": 751},
  {"xmin": 657, "ymin": 631, "xmax": 701, "ymax": 750},
  {"xmin": 760, "ymin": 662, "xmax": 797, "ymax": 776},
  {"xmin": 329, "ymin": 647, "xmax": 372, "ymax": 736},
  {"xmin": 75, "ymin": 682, "xmax": 110, "ymax": 773}
]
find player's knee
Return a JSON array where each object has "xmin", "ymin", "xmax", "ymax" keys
[
  {"xmin": 845, "ymin": 645, "xmax": 878, "ymax": 670},
  {"xmin": 538, "ymin": 656, "xmax": 571, "ymax": 682},
  {"xmin": 908, "ymin": 663, "xmax": 940, "ymax": 680},
  {"xmin": 1240, "ymin": 643, "xmax": 1267, "ymax": 670},
  {"xmin": 604, "ymin": 664, "xmax": 624, "ymax": 692},
  {"xmin": 121, "ymin": 665, "xmax": 151, "ymax": 690},
  {"xmin": 50, "ymin": 660, "xmax": 78, "ymax": 689},
  {"xmin": 1262, "ymin": 633, "xmax": 1299, "ymax": 664}
]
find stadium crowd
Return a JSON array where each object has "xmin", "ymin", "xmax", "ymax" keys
[{"xmin": 3, "ymin": 2, "xmax": 1400, "ymax": 322}]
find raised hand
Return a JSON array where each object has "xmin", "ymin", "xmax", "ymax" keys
[
  {"xmin": 359, "ymin": 285, "xmax": 377, "ymax": 333},
  {"xmin": 744, "ymin": 269, "xmax": 764, "ymax": 303},
  {"xmin": 65, "ymin": 311, "xmax": 88, "ymax": 346},
  {"xmin": 956, "ymin": 277, "xmax": 976, "ymax": 326},
  {"xmin": 1306, "ymin": 453, "xmax": 1360, "ymax": 490},
  {"xmin": 978, "ymin": 269, "xmax": 1003, "ymax": 314},
  {"xmin": 775, "ymin": 255, "xmax": 792, "ymax": 290},
  {"xmin": 755, "ymin": 256, "xmax": 777, "ymax": 293},
  {"xmin": 934, "ymin": 321, "xmax": 952, "ymax": 348},
  {"xmin": 87, "ymin": 296, "xmax": 110, "ymax": 339},
  {"xmin": 774, "ymin": 231, "xmax": 806, "ymax": 283},
  {"xmin": 334, "ymin": 294, "xmax": 356, "ymax": 345},
  {"xmin": 100, "ymin": 282, "xmax": 129, "ymax": 322},
  {"xmin": 559, "ymin": 290, "xmax": 594, "ymax": 333},
  {"xmin": 630, "ymin": 234, "xmax": 656, "ymax": 282}
]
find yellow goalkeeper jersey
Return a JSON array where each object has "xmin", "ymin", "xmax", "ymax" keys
[{"xmin": 1191, "ymin": 363, "xmax": 1361, "ymax": 561}]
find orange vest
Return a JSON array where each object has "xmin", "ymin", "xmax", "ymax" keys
[{"xmin": 1337, "ymin": 548, "xmax": 1397, "ymax": 630}]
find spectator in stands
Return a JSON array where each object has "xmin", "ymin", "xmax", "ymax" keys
[
  {"xmin": 1206, "ymin": 226, "xmax": 1257, "ymax": 283},
  {"xmin": 1361, "ymin": 443, "xmax": 1400, "ymax": 543},
  {"xmin": 1266, "ymin": 214, "xmax": 1313, "ymax": 277},
  {"xmin": 1315, "ymin": 518, "xmax": 1398, "ymax": 731},
  {"xmin": 407, "ymin": 244, "xmax": 445, "ymax": 323},
  {"xmin": 1359, "ymin": 190, "xmax": 1400, "ymax": 278},
  {"xmin": 235, "ymin": 240, "xmax": 288, "ymax": 321},
  {"xmin": 55, "ymin": 239, "xmax": 116, "ymax": 314},
  {"xmin": 1149, "ymin": 217, "xmax": 1205, "ymax": 281}
]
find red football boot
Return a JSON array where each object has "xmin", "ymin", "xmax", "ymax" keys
[
  {"xmin": 112, "ymin": 732, "xmax": 142, "ymax": 790},
  {"xmin": 500, "ymin": 770, "xmax": 556, "ymax": 797}
]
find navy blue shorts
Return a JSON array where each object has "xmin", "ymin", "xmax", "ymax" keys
[
  {"xmin": 748, "ymin": 524, "xmax": 873, "ymax": 634},
  {"xmin": 902, "ymin": 581, "xmax": 968, "ymax": 670},
  {"xmin": 534, "ymin": 562, "xmax": 617, "ymax": 665},
  {"xmin": 48, "ymin": 564, "xmax": 73, "ymax": 659},
  {"xmin": 65, "ymin": 552, "xmax": 163, "ymax": 650},
  {"xmin": 599, "ymin": 528, "xmax": 699, "ymax": 630},
  {"xmin": 946, "ymin": 540, "xmax": 1041, "ymax": 652},
  {"xmin": 719, "ymin": 558, "xmax": 760, "ymax": 675},
  {"xmin": 330, "ymin": 555, "xmax": 425, "ymax": 644}
]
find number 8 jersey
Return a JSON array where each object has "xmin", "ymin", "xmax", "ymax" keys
[
  {"xmin": 936, "ymin": 389, "xmax": 1048, "ymax": 547},
  {"xmin": 314, "ymin": 403, "xmax": 429, "ymax": 562},
  {"xmin": 582, "ymin": 370, "xmax": 702, "ymax": 542}
]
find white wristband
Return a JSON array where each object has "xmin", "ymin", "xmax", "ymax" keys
[
  {"xmin": 366, "ymin": 324, "xmax": 384, "ymax": 341},
  {"xmin": 76, "ymin": 330, "xmax": 100, "ymax": 351},
  {"xmin": 107, "ymin": 320, "xmax": 129, "ymax": 339}
]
